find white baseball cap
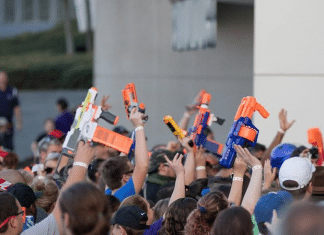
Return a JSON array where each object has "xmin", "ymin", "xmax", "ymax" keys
[{"xmin": 279, "ymin": 157, "xmax": 315, "ymax": 190}]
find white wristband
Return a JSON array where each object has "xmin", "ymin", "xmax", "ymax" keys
[
  {"xmin": 233, "ymin": 177, "xmax": 243, "ymax": 182},
  {"xmin": 73, "ymin": 162, "xmax": 88, "ymax": 169},
  {"xmin": 252, "ymin": 165, "xmax": 263, "ymax": 171},
  {"xmin": 135, "ymin": 126, "xmax": 144, "ymax": 132},
  {"xmin": 278, "ymin": 129, "xmax": 285, "ymax": 134},
  {"xmin": 196, "ymin": 166, "xmax": 206, "ymax": 171}
]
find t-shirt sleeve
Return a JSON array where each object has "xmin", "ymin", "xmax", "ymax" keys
[
  {"xmin": 143, "ymin": 217, "xmax": 164, "ymax": 235},
  {"xmin": 114, "ymin": 177, "xmax": 136, "ymax": 202},
  {"xmin": 21, "ymin": 213, "xmax": 60, "ymax": 235}
]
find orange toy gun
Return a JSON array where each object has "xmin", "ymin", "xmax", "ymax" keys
[
  {"xmin": 188, "ymin": 92, "xmax": 224, "ymax": 156},
  {"xmin": 219, "ymin": 96, "xmax": 270, "ymax": 168},
  {"xmin": 122, "ymin": 83, "xmax": 148, "ymax": 122},
  {"xmin": 53, "ymin": 88, "xmax": 133, "ymax": 187},
  {"xmin": 163, "ymin": 115, "xmax": 194, "ymax": 147},
  {"xmin": 186, "ymin": 89, "xmax": 208, "ymax": 110},
  {"xmin": 307, "ymin": 127, "xmax": 324, "ymax": 166}
]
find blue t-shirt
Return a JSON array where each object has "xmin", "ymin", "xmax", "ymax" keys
[
  {"xmin": 0, "ymin": 86, "xmax": 19, "ymax": 123},
  {"xmin": 143, "ymin": 217, "xmax": 163, "ymax": 235},
  {"xmin": 105, "ymin": 177, "xmax": 136, "ymax": 202}
]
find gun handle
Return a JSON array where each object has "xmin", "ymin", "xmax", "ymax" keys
[
  {"xmin": 215, "ymin": 117, "xmax": 225, "ymax": 125},
  {"xmin": 100, "ymin": 111, "xmax": 119, "ymax": 125},
  {"xmin": 255, "ymin": 103, "xmax": 270, "ymax": 119}
]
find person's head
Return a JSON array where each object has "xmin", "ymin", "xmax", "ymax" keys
[
  {"xmin": 106, "ymin": 195, "xmax": 120, "ymax": 214},
  {"xmin": 120, "ymin": 195, "xmax": 154, "ymax": 225},
  {"xmin": 248, "ymin": 143, "xmax": 266, "ymax": 160},
  {"xmin": 113, "ymin": 126, "xmax": 130, "ymax": 137},
  {"xmin": 43, "ymin": 118, "xmax": 55, "ymax": 134},
  {"xmin": 18, "ymin": 169, "xmax": 34, "ymax": 186},
  {"xmin": 47, "ymin": 138, "xmax": 62, "ymax": 155},
  {"xmin": 87, "ymin": 159, "xmax": 105, "ymax": 184},
  {"xmin": 155, "ymin": 182, "xmax": 175, "ymax": 202},
  {"xmin": 111, "ymin": 205, "xmax": 149, "ymax": 235},
  {"xmin": 59, "ymin": 182, "xmax": 111, "ymax": 235},
  {"xmin": 254, "ymin": 191, "xmax": 293, "ymax": 235},
  {"xmin": 0, "ymin": 170, "xmax": 26, "ymax": 185},
  {"xmin": 31, "ymin": 177, "xmax": 59, "ymax": 214},
  {"xmin": 211, "ymin": 206, "xmax": 253, "ymax": 235},
  {"xmin": 148, "ymin": 149, "xmax": 176, "ymax": 178},
  {"xmin": 279, "ymin": 157, "xmax": 315, "ymax": 200},
  {"xmin": 160, "ymin": 197, "xmax": 197, "ymax": 235},
  {"xmin": 270, "ymin": 143, "xmax": 296, "ymax": 170},
  {"xmin": 282, "ymin": 202, "xmax": 324, "ymax": 235},
  {"xmin": 185, "ymin": 191, "xmax": 229, "ymax": 235},
  {"xmin": 0, "ymin": 71, "xmax": 8, "ymax": 91},
  {"xmin": 1, "ymin": 153, "xmax": 18, "ymax": 170},
  {"xmin": 94, "ymin": 143, "xmax": 119, "ymax": 160},
  {"xmin": 101, "ymin": 156, "xmax": 133, "ymax": 190},
  {"xmin": 153, "ymin": 198, "xmax": 169, "ymax": 222},
  {"xmin": 43, "ymin": 152, "xmax": 60, "ymax": 176},
  {"xmin": 56, "ymin": 98, "xmax": 69, "ymax": 112},
  {"xmin": 0, "ymin": 192, "xmax": 24, "ymax": 235},
  {"xmin": 37, "ymin": 137, "xmax": 50, "ymax": 164}
]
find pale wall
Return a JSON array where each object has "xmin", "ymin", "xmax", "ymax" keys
[
  {"xmin": 254, "ymin": 0, "xmax": 324, "ymax": 146},
  {"xmin": 94, "ymin": 1, "xmax": 254, "ymax": 149}
]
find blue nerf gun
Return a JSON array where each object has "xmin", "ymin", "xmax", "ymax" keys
[
  {"xmin": 188, "ymin": 92, "xmax": 224, "ymax": 156},
  {"xmin": 219, "ymin": 96, "xmax": 270, "ymax": 168}
]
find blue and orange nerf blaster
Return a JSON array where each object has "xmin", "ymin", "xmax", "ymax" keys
[
  {"xmin": 122, "ymin": 83, "xmax": 148, "ymax": 159},
  {"xmin": 188, "ymin": 92, "xmax": 224, "ymax": 156},
  {"xmin": 219, "ymin": 97, "xmax": 270, "ymax": 168}
]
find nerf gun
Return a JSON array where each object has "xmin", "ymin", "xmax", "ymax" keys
[
  {"xmin": 187, "ymin": 89, "xmax": 225, "ymax": 125},
  {"xmin": 53, "ymin": 87, "xmax": 133, "ymax": 186},
  {"xmin": 307, "ymin": 127, "xmax": 324, "ymax": 166},
  {"xmin": 188, "ymin": 92, "xmax": 224, "ymax": 156},
  {"xmin": 219, "ymin": 97, "xmax": 270, "ymax": 168},
  {"xmin": 122, "ymin": 83, "xmax": 148, "ymax": 122},
  {"xmin": 163, "ymin": 115, "xmax": 194, "ymax": 147}
]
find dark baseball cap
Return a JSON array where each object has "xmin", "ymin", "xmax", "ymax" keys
[
  {"xmin": 7, "ymin": 183, "xmax": 43, "ymax": 208},
  {"xmin": 148, "ymin": 149, "xmax": 175, "ymax": 174},
  {"xmin": 111, "ymin": 205, "xmax": 149, "ymax": 230}
]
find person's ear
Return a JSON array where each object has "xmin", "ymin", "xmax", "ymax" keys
[
  {"xmin": 119, "ymin": 226, "xmax": 127, "ymax": 235},
  {"xmin": 122, "ymin": 174, "xmax": 130, "ymax": 183},
  {"xmin": 307, "ymin": 182, "xmax": 313, "ymax": 194},
  {"xmin": 9, "ymin": 216, "xmax": 17, "ymax": 229}
]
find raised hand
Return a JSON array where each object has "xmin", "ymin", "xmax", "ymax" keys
[
  {"xmin": 129, "ymin": 108, "xmax": 144, "ymax": 127},
  {"xmin": 74, "ymin": 141, "xmax": 95, "ymax": 165},
  {"xmin": 234, "ymin": 145, "xmax": 261, "ymax": 168},
  {"xmin": 164, "ymin": 153, "xmax": 185, "ymax": 176},
  {"xmin": 233, "ymin": 156, "xmax": 247, "ymax": 177},
  {"xmin": 263, "ymin": 159, "xmax": 277, "ymax": 189},
  {"xmin": 279, "ymin": 108, "xmax": 295, "ymax": 132},
  {"xmin": 100, "ymin": 95, "xmax": 112, "ymax": 111}
]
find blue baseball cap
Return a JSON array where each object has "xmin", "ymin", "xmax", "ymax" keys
[
  {"xmin": 270, "ymin": 143, "xmax": 297, "ymax": 169},
  {"xmin": 254, "ymin": 191, "xmax": 293, "ymax": 224}
]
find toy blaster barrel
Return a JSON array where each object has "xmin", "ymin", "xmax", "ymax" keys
[
  {"xmin": 220, "ymin": 96, "xmax": 269, "ymax": 168},
  {"xmin": 308, "ymin": 127, "xmax": 324, "ymax": 166},
  {"xmin": 122, "ymin": 83, "xmax": 148, "ymax": 122},
  {"xmin": 164, "ymin": 115, "xmax": 194, "ymax": 147},
  {"xmin": 186, "ymin": 89, "xmax": 207, "ymax": 110}
]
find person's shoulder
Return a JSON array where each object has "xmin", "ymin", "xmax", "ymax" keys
[{"xmin": 21, "ymin": 213, "xmax": 59, "ymax": 235}]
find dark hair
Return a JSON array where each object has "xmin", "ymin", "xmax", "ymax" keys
[
  {"xmin": 186, "ymin": 178, "xmax": 208, "ymax": 199},
  {"xmin": 0, "ymin": 192, "xmax": 19, "ymax": 233},
  {"xmin": 151, "ymin": 144, "xmax": 167, "ymax": 152},
  {"xmin": 248, "ymin": 143, "xmax": 266, "ymax": 154},
  {"xmin": 3, "ymin": 152, "xmax": 19, "ymax": 169},
  {"xmin": 153, "ymin": 198, "xmax": 170, "ymax": 221},
  {"xmin": 59, "ymin": 182, "xmax": 111, "ymax": 235},
  {"xmin": 88, "ymin": 159, "xmax": 104, "ymax": 183},
  {"xmin": 106, "ymin": 195, "xmax": 120, "ymax": 214},
  {"xmin": 211, "ymin": 206, "xmax": 253, "ymax": 235},
  {"xmin": 185, "ymin": 191, "xmax": 229, "ymax": 235},
  {"xmin": 101, "ymin": 156, "xmax": 130, "ymax": 190},
  {"xmin": 281, "ymin": 180, "xmax": 312, "ymax": 200},
  {"xmin": 114, "ymin": 224, "xmax": 144, "ymax": 235},
  {"xmin": 160, "ymin": 197, "xmax": 197, "ymax": 235},
  {"xmin": 57, "ymin": 98, "xmax": 68, "ymax": 110},
  {"xmin": 156, "ymin": 182, "xmax": 175, "ymax": 202},
  {"xmin": 290, "ymin": 146, "xmax": 307, "ymax": 157}
]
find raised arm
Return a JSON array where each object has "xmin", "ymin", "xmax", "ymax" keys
[
  {"xmin": 129, "ymin": 108, "xmax": 149, "ymax": 194},
  {"xmin": 164, "ymin": 153, "xmax": 185, "ymax": 206},
  {"xmin": 179, "ymin": 136, "xmax": 196, "ymax": 186},
  {"xmin": 228, "ymin": 156, "xmax": 247, "ymax": 206},
  {"xmin": 235, "ymin": 145, "xmax": 263, "ymax": 215},
  {"xmin": 195, "ymin": 147, "xmax": 207, "ymax": 179},
  {"xmin": 14, "ymin": 106, "xmax": 23, "ymax": 130},
  {"xmin": 178, "ymin": 105, "xmax": 196, "ymax": 131},
  {"xmin": 260, "ymin": 109, "xmax": 295, "ymax": 166}
]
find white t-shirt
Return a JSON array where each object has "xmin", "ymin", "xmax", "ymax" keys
[{"xmin": 21, "ymin": 213, "xmax": 59, "ymax": 235}]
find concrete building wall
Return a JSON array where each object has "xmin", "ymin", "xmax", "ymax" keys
[
  {"xmin": 254, "ymin": 0, "xmax": 324, "ymax": 146},
  {"xmin": 94, "ymin": 1, "xmax": 254, "ymax": 149}
]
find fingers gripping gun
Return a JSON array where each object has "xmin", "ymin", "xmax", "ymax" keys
[
  {"xmin": 307, "ymin": 127, "xmax": 324, "ymax": 166},
  {"xmin": 219, "ymin": 97, "xmax": 270, "ymax": 168},
  {"xmin": 53, "ymin": 88, "xmax": 133, "ymax": 187},
  {"xmin": 122, "ymin": 83, "xmax": 148, "ymax": 160},
  {"xmin": 163, "ymin": 115, "xmax": 194, "ymax": 147},
  {"xmin": 188, "ymin": 93, "xmax": 224, "ymax": 156}
]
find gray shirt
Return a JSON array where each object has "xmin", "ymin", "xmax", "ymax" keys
[{"xmin": 21, "ymin": 213, "xmax": 59, "ymax": 235}]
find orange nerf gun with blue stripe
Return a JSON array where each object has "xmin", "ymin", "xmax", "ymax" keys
[
  {"xmin": 308, "ymin": 127, "xmax": 324, "ymax": 166},
  {"xmin": 219, "ymin": 97, "xmax": 270, "ymax": 168}
]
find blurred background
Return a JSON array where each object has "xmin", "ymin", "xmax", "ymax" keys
[{"xmin": 0, "ymin": 0, "xmax": 323, "ymax": 161}]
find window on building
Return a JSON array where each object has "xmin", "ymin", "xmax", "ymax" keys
[
  {"xmin": 22, "ymin": 0, "xmax": 34, "ymax": 21},
  {"xmin": 4, "ymin": 0, "xmax": 15, "ymax": 23},
  {"xmin": 39, "ymin": 0, "xmax": 50, "ymax": 21}
]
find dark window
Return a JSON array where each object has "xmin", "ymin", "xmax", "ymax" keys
[
  {"xmin": 4, "ymin": 0, "xmax": 15, "ymax": 23},
  {"xmin": 22, "ymin": 0, "xmax": 34, "ymax": 21},
  {"xmin": 39, "ymin": 0, "xmax": 50, "ymax": 21}
]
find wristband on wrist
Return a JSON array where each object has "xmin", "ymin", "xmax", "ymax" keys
[
  {"xmin": 233, "ymin": 177, "xmax": 243, "ymax": 182},
  {"xmin": 252, "ymin": 165, "xmax": 263, "ymax": 171},
  {"xmin": 135, "ymin": 126, "xmax": 144, "ymax": 132},
  {"xmin": 196, "ymin": 166, "xmax": 206, "ymax": 171},
  {"xmin": 73, "ymin": 162, "xmax": 88, "ymax": 169},
  {"xmin": 278, "ymin": 128, "xmax": 286, "ymax": 134}
]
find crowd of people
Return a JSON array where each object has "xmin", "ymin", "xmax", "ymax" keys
[{"xmin": 1, "ymin": 72, "xmax": 324, "ymax": 234}]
